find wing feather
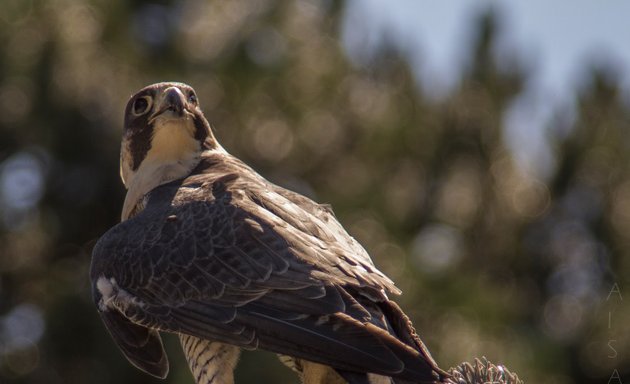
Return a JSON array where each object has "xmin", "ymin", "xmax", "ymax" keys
[
  {"xmin": 98, "ymin": 303, "xmax": 168, "ymax": 378},
  {"xmin": 90, "ymin": 153, "xmax": 442, "ymax": 382}
]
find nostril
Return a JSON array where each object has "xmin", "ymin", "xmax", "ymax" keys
[{"xmin": 164, "ymin": 88, "xmax": 184, "ymax": 113}]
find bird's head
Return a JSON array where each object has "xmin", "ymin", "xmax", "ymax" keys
[
  {"xmin": 120, "ymin": 82, "xmax": 218, "ymax": 189},
  {"xmin": 119, "ymin": 82, "xmax": 220, "ymax": 220}
]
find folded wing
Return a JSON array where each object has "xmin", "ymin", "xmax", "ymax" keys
[{"xmin": 90, "ymin": 156, "xmax": 443, "ymax": 382}]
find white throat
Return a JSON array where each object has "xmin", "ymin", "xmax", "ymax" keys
[{"xmin": 121, "ymin": 117, "xmax": 202, "ymax": 221}]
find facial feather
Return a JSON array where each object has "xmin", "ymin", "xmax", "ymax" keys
[{"xmin": 119, "ymin": 83, "xmax": 219, "ymax": 221}]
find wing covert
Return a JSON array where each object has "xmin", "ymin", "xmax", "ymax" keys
[{"xmin": 90, "ymin": 158, "xmax": 440, "ymax": 381}]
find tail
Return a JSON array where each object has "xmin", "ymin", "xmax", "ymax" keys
[
  {"xmin": 379, "ymin": 300, "xmax": 450, "ymax": 382},
  {"xmin": 327, "ymin": 294, "xmax": 448, "ymax": 383}
]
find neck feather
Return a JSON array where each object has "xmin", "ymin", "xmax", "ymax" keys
[
  {"xmin": 121, "ymin": 155, "xmax": 198, "ymax": 220},
  {"xmin": 121, "ymin": 119, "xmax": 203, "ymax": 221}
]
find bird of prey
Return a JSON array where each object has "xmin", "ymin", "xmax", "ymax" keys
[{"xmin": 90, "ymin": 82, "xmax": 447, "ymax": 384}]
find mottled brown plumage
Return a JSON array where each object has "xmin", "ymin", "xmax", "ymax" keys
[{"xmin": 91, "ymin": 82, "xmax": 447, "ymax": 384}]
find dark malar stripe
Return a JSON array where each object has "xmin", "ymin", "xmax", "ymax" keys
[
  {"xmin": 128, "ymin": 121, "xmax": 154, "ymax": 171},
  {"xmin": 193, "ymin": 113, "xmax": 210, "ymax": 143}
]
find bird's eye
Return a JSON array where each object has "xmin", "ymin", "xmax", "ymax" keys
[
  {"xmin": 132, "ymin": 96, "xmax": 152, "ymax": 116},
  {"xmin": 188, "ymin": 92, "xmax": 197, "ymax": 105}
]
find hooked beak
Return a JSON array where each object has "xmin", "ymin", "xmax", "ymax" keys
[{"xmin": 149, "ymin": 87, "xmax": 189, "ymax": 123}]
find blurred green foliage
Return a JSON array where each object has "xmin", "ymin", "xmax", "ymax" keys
[{"xmin": 0, "ymin": 0, "xmax": 628, "ymax": 383}]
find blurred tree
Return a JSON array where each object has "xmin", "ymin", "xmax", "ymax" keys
[{"xmin": 0, "ymin": 1, "xmax": 628, "ymax": 383}]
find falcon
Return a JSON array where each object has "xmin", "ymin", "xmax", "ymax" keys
[{"xmin": 90, "ymin": 82, "xmax": 447, "ymax": 384}]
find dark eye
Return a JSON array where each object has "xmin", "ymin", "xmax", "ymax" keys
[
  {"xmin": 132, "ymin": 96, "xmax": 152, "ymax": 115},
  {"xmin": 188, "ymin": 92, "xmax": 197, "ymax": 105}
]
